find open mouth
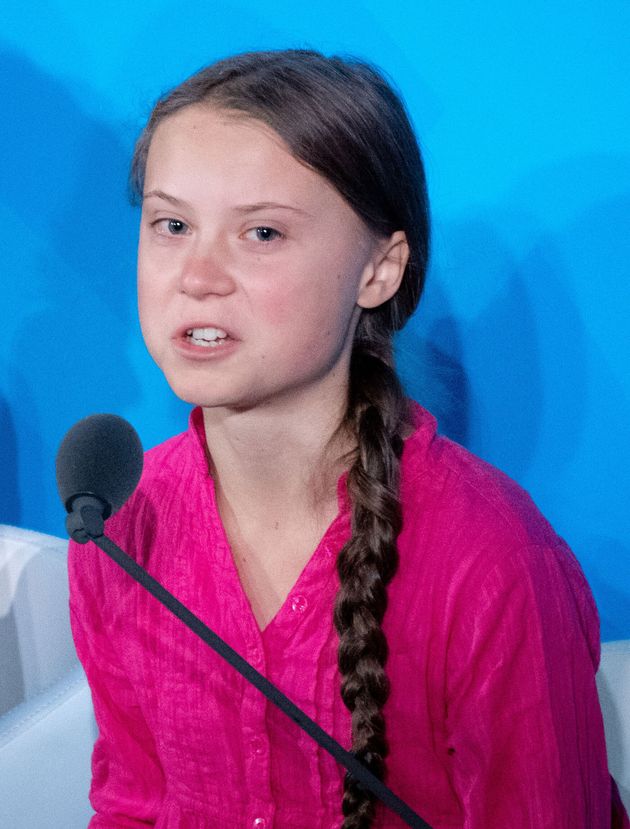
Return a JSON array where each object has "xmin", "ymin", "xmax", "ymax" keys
[{"xmin": 185, "ymin": 327, "xmax": 230, "ymax": 348}]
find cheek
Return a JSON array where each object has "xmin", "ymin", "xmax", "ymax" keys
[
  {"xmin": 256, "ymin": 286, "xmax": 295, "ymax": 328},
  {"xmin": 137, "ymin": 236, "xmax": 166, "ymax": 310},
  {"xmin": 258, "ymin": 266, "xmax": 353, "ymax": 328},
  {"xmin": 136, "ymin": 270, "xmax": 165, "ymax": 352},
  {"xmin": 137, "ymin": 246, "xmax": 167, "ymax": 313},
  {"xmin": 258, "ymin": 281, "xmax": 353, "ymax": 366},
  {"xmin": 136, "ymin": 275, "xmax": 154, "ymax": 326},
  {"xmin": 255, "ymin": 281, "xmax": 329, "ymax": 338}
]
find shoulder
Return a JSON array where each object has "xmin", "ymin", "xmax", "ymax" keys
[
  {"xmin": 68, "ymin": 408, "xmax": 208, "ymax": 596},
  {"xmin": 397, "ymin": 402, "xmax": 600, "ymax": 659},
  {"xmin": 144, "ymin": 428, "xmax": 190, "ymax": 469},
  {"xmin": 109, "ymin": 408, "xmax": 209, "ymax": 546},
  {"xmin": 401, "ymin": 401, "xmax": 559, "ymax": 550},
  {"xmin": 120, "ymin": 407, "xmax": 207, "ymax": 510}
]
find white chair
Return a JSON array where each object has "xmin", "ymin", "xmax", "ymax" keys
[
  {"xmin": 0, "ymin": 523, "xmax": 628, "ymax": 826},
  {"xmin": 0, "ymin": 524, "xmax": 95, "ymax": 827},
  {"xmin": 597, "ymin": 638, "xmax": 630, "ymax": 811}
]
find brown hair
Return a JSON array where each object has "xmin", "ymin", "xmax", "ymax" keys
[{"xmin": 130, "ymin": 49, "xmax": 430, "ymax": 828}]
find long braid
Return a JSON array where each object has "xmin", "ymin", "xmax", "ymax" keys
[{"xmin": 334, "ymin": 334, "xmax": 411, "ymax": 829}]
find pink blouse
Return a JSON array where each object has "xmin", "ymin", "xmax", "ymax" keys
[{"xmin": 68, "ymin": 403, "xmax": 628, "ymax": 829}]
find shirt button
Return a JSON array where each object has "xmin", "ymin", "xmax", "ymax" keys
[
  {"xmin": 252, "ymin": 819, "xmax": 267, "ymax": 828},
  {"xmin": 291, "ymin": 594, "xmax": 308, "ymax": 613},
  {"xmin": 251, "ymin": 735, "xmax": 265, "ymax": 755}
]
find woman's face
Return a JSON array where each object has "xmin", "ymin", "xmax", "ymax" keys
[{"xmin": 138, "ymin": 105, "xmax": 393, "ymax": 414}]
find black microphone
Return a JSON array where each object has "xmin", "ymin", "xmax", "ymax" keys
[{"xmin": 56, "ymin": 413, "xmax": 143, "ymax": 543}]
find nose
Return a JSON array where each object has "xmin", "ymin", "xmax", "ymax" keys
[{"xmin": 180, "ymin": 245, "xmax": 236, "ymax": 298}]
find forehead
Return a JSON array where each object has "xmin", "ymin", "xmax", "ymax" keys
[{"xmin": 144, "ymin": 104, "xmax": 341, "ymax": 210}]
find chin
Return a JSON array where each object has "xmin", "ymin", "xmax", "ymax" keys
[
  {"xmin": 157, "ymin": 365, "xmax": 209, "ymax": 404},
  {"xmin": 161, "ymin": 372, "xmax": 246, "ymax": 410},
  {"xmin": 166, "ymin": 380, "xmax": 226, "ymax": 408}
]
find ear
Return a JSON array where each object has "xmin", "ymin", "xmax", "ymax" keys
[{"xmin": 357, "ymin": 230, "xmax": 410, "ymax": 310}]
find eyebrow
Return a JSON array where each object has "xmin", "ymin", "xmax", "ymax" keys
[{"xmin": 143, "ymin": 189, "xmax": 312, "ymax": 217}]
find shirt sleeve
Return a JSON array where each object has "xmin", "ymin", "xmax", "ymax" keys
[
  {"xmin": 68, "ymin": 540, "xmax": 166, "ymax": 828},
  {"xmin": 444, "ymin": 539, "xmax": 614, "ymax": 829}
]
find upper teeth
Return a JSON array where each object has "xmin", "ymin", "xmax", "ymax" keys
[{"xmin": 187, "ymin": 327, "xmax": 228, "ymax": 341}]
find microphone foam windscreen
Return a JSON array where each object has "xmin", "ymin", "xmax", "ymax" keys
[{"xmin": 56, "ymin": 414, "xmax": 144, "ymax": 515}]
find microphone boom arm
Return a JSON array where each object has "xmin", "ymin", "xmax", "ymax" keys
[{"xmin": 74, "ymin": 523, "xmax": 431, "ymax": 829}]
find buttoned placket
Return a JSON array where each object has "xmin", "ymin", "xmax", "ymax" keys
[
  {"xmin": 201, "ymin": 455, "xmax": 277, "ymax": 824},
  {"xmin": 241, "ymin": 625, "xmax": 276, "ymax": 828}
]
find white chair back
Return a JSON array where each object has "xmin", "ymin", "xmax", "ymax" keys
[
  {"xmin": 597, "ymin": 639, "xmax": 630, "ymax": 811},
  {"xmin": 0, "ymin": 524, "xmax": 79, "ymax": 716}
]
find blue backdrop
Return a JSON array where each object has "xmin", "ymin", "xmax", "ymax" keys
[{"xmin": 1, "ymin": 1, "xmax": 628, "ymax": 639}]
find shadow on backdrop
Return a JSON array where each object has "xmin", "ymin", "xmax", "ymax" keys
[
  {"xmin": 396, "ymin": 276, "xmax": 471, "ymax": 447},
  {"xmin": 585, "ymin": 537, "xmax": 630, "ymax": 643},
  {"xmin": 397, "ymin": 218, "xmax": 550, "ymax": 480},
  {"xmin": 0, "ymin": 395, "xmax": 20, "ymax": 526},
  {"xmin": 0, "ymin": 47, "xmax": 141, "ymax": 535}
]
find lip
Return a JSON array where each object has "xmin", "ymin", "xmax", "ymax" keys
[
  {"xmin": 171, "ymin": 321, "xmax": 239, "ymax": 361},
  {"xmin": 173, "ymin": 322, "xmax": 238, "ymax": 340}
]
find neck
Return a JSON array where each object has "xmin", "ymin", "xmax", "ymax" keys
[{"xmin": 201, "ymin": 392, "xmax": 354, "ymax": 523}]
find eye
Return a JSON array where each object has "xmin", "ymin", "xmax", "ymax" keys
[
  {"xmin": 153, "ymin": 218, "xmax": 189, "ymax": 235},
  {"xmin": 245, "ymin": 226, "xmax": 284, "ymax": 243}
]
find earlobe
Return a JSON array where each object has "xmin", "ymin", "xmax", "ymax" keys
[{"xmin": 357, "ymin": 230, "xmax": 410, "ymax": 309}]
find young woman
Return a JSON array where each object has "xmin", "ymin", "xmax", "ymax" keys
[{"xmin": 67, "ymin": 49, "xmax": 628, "ymax": 829}]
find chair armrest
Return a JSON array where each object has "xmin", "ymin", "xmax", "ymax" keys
[
  {"xmin": 0, "ymin": 664, "xmax": 96, "ymax": 828},
  {"xmin": 597, "ymin": 639, "xmax": 630, "ymax": 813}
]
